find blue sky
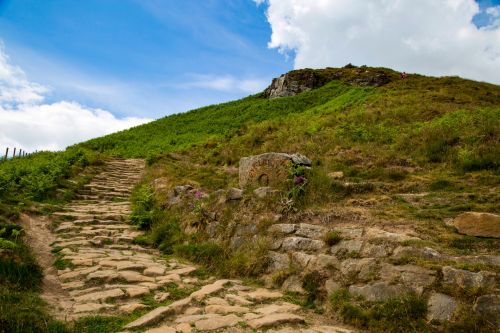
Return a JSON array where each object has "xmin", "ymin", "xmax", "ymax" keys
[
  {"xmin": 0, "ymin": 0, "xmax": 499, "ymax": 152},
  {"xmin": 0, "ymin": 0, "xmax": 290, "ymax": 118}
]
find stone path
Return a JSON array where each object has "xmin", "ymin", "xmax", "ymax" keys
[{"xmin": 50, "ymin": 159, "xmax": 354, "ymax": 332}]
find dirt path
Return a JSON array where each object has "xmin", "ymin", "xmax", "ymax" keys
[{"xmin": 41, "ymin": 159, "xmax": 354, "ymax": 332}]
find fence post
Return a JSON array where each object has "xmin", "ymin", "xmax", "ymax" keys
[
  {"xmin": 19, "ymin": 149, "xmax": 22, "ymax": 157},
  {"xmin": 13, "ymin": 148, "xmax": 16, "ymax": 159},
  {"xmin": 3, "ymin": 148, "xmax": 7, "ymax": 161}
]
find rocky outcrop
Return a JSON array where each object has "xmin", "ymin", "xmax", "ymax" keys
[
  {"xmin": 263, "ymin": 67, "xmax": 392, "ymax": 99},
  {"xmin": 447, "ymin": 212, "xmax": 500, "ymax": 238},
  {"xmin": 239, "ymin": 152, "xmax": 311, "ymax": 188}
]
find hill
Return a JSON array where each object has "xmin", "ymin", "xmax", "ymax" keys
[{"xmin": 0, "ymin": 65, "xmax": 499, "ymax": 332}]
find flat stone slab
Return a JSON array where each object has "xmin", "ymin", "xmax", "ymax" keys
[
  {"xmin": 74, "ymin": 288, "xmax": 124, "ymax": 302},
  {"xmin": 194, "ymin": 314, "xmax": 240, "ymax": 331},
  {"xmin": 247, "ymin": 313, "xmax": 305, "ymax": 329},
  {"xmin": 244, "ymin": 288, "xmax": 283, "ymax": 301}
]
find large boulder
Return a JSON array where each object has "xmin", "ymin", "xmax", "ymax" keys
[
  {"xmin": 239, "ymin": 153, "xmax": 311, "ymax": 188},
  {"xmin": 447, "ymin": 212, "xmax": 500, "ymax": 238}
]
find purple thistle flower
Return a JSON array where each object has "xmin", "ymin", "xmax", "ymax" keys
[
  {"xmin": 195, "ymin": 190, "xmax": 203, "ymax": 199},
  {"xmin": 294, "ymin": 175, "xmax": 306, "ymax": 185}
]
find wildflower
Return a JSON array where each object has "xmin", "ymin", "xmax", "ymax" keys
[
  {"xmin": 195, "ymin": 190, "xmax": 203, "ymax": 199},
  {"xmin": 294, "ymin": 175, "xmax": 306, "ymax": 185}
]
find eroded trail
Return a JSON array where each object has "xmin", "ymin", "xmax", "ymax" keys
[{"xmin": 47, "ymin": 159, "xmax": 353, "ymax": 332}]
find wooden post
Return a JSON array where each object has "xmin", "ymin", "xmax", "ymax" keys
[
  {"xmin": 19, "ymin": 149, "xmax": 22, "ymax": 157},
  {"xmin": 3, "ymin": 148, "xmax": 7, "ymax": 161},
  {"xmin": 13, "ymin": 148, "xmax": 16, "ymax": 159}
]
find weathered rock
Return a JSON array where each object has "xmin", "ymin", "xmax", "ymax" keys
[
  {"xmin": 442, "ymin": 266, "xmax": 496, "ymax": 289},
  {"xmin": 191, "ymin": 279, "xmax": 230, "ymax": 300},
  {"xmin": 473, "ymin": 294, "xmax": 500, "ymax": 327},
  {"xmin": 448, "ymin": 212, "xmax": 500, "ymax": 238},
  {"xmin": 154, "ymin": 292, "xmax": 170, "ymax": 302},
  {"xmin": 245, "ymin": 288, "xmax": 283, "ymax": 301},
  {"xmin": 247, "ymin": 313, "xmax": 305, "ymax": 329},
  {"xmin": 360, "ymin": 243, "xmax": 390, "ymax": 258},
  {"xmin": 176, "ymin": 323, "xmax": 192, "ymax": 333},
  {"xmin": 205, "ymin": 304, "xmax": 249, "ymax": 314},
  {"xmin": 291, "ymin": 251, "xmax": 316, "ymax": 269},
  {"xmin": 255, "ymin": 302, "xmax": 300, "ymax": 315},
  {"xmin": 392, "ymin": 246, "xmax": 441, "ymax": 260},
  {"xmin": 364, "ymin": 228, "xmax": 419, "ymax": 242},
  {"xmin": 194, "ymin": 314, "xmax": 240, "ymax": 330},
  {"xmin": 144, "ymin": 326, "xmax": 176, "ymax": 333},
  {"xmin": 324, "ymin": 279, "xmax": 342, "ymax": 295},
  {"xmin": 118, "ymin": 270, "xmax": 155, "ymax": 283},
  {"xmin": 85, "ymin": 269, "xmax": 119, "ymax": 282},
  {"xmin": 281, "ymin": 237, "xmax": 325, "ymax": 251},
  {"xmin": 126, "ymin": 286, "xmax": 150, "ymax": 297},
  {"xmin": 312, "ymin": 254, "xmax": 340, "ymax": 271},
  {"xmin": 73, "ymin": 303, "xmax": 114, "ymax": 313},
  {"xmin": 239, "ymin": 152, "xmax": 311, "ymax": 188},
  {"xmin": 349, "ymin": 282, "xmax": 405, "ymax": 301},
  {"xmin": 143, "ymin": 266, "xmax": 165, "ymax": 277},
  {"xmin": 331, "ymin": 240, "xmax": 364, "ymax": 255},
  {"xmin": 379, "ymin": 264, "xmax": 435, "ymax": 294},
  {"xmin": 175, "ymin": 314, "xmax": 219, "ymax": 324},
  {"xmin": 227, "ymin": 188, "xmax": 243, "ymax": 200},
  {"xmin": 120, "ymin": 302, "xmax": 147, "ymax": 314},
  {"xmin": 173, "ymin": 185, "xmax": 194, "ymax": 196},
  {"xmin": 304, "ymin": 325, "xmax": 354, "ymax": 333},
  {"xmin": 340, "ymin": 258, "xmax": 378, "ymax": 281},
  {"xmin": 225, "ymin": 294, "xmax": 253, "ymax": 306},
  {"xmin": 125, "ymin": 298, "xmax": 192, "ymax": 329},
  {"xmin": 427, "ymin": 293, "xmax": 457, "ymax": 322},
  {"xmin": 268, "ymin": 224, "xmax": 298, "ymax": 235},
  {"xmin": 74, "ymin": 288, "xmax": 125, "ymax": 302},
  {"xmin": 295, "ymin": 223, "xmax": 327, "ymax": 239},
  {"xmin": 267, "ymin": 251, "xmax": 291, "ymax": 272},
  {"xmin": 282, "ymin": 275, "xmax": 305, "ymax": 294}
]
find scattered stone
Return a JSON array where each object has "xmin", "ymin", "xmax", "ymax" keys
[
  {"xmin": 194, "ymin": 314, "xmax": 240, "ymax": 331},
  {"xmin": 245, "ymin": 288, "xmax": 283, "ymax": 301},
  {"xmin": 379, "ymin": 264, "xmax": 435, "ymax": 294},
  {"xmin": 312, "ymin": 254, "xmax": 340, "ymax": 270},
  {"xmin": 74, "ymin": 288, "xmax": 124, "ymax": 302},
  {"xmin": 73, "ymin": 303, "xmax": 114, "ymax": 313},
  {"xmin": 176, "ymin": 323, "xmax": 192, "ymax": 333},
  {"xmin": 268, "ymin": 224, "xmax": 298, "ymax": 235},
  {"xmin": 267, "ymin": 251, "xmax": 291, "ymax": 272},
  {"xmin": 247, "ymin": 313, "xmax": 305, "ymax": 329},
  {"xmin": 442, "ymin": 266, "xmax": 496, "ymax": 289},
  {"xmin": 295, "ymin": 223, "xmax": 327, "ymax": 239},
  {"xmin": 324, "ymin": 279, "xmax": 342, "ymax": 295},
  {"xmin": 227, "ymin": 188, "xmax": 243, "ymax": 200},
  {"xmin": 169, "ymin": 266, "xmax": 196, "ymax": 276},
  {"xmin": 331, "ymin": 240, "xmax": 363, "ymax": 255},
  {"xmin": 144, "ymin": 266, "xmax": 166, "ymax": 277},
  {"xmin": 340, "ymin": 258, "xmax": 378, "ymax": 281},
  {"xmin": 427, "ymin": 293, "xmax": 457, "ymax": 322},
  {"xmin": 191, "ymin": 280, "xmax": 230, "ymax": 300},
  {"xmin": 282, "ymin": 275, "xmax": 305, "ymax": 294},
  {"xmin": 281, "ymin": 237, "xmax": 325, "ymax": 251},
  {"xmin": 205, "ymin": 297, "xmax": 229, "ymax": 306},
  {"xmin": 120, "ymin": 303, "xmax": 147, "ymax": 314},
  {"xmin": 448, "ymin": 212, "xmax": 500, "ymax": 238},
  {"xmin": 175, "ymin": 314, "xmax": 220, "ymax": 324},
  {"xmin": 126, "ymin": 286, "xmax": 150, "ymax": 297},
  {"xmin": 349, "ymin": 282, "xmax": 405, "ymax": 301},
  {"xmin": 154, "ymin": 292, "xmax": 170, "ymax": 302},
  {"xmin": 225, "ymin": 294, "xmax": 253, "ymax": 306},
  {"xmin": 144, "ymin": 326, "xmax": 176, "ymax": 333},
  {"xmin": 118, "ymin": 270, "xmax": 155, "ymax": 283},
  {"xmin": 255, "ymin": 302, "xmax": 300, "ymax": 315},
  {"xmin": 304, "ymin": 326, "xmax": 354, "ymax": 333},
  {"xmin": 364, "ymin": 228, "xmax": 419, "ymax": 242},
  {"xmin": 473, "ymin": 294, "xmax": 499, "ymax": 327},
  {"xmin": 205, "ymin": 305, "xmax": 249, "ymax": 314},
  {"xmin": 392, "ymin": 246, "xmax": 441, "ymax": 260},
  {"xmin": 361, "ymin": 243, "xmax": 390, "ymax": 258},
  {"xmin": 291, "ymin": 251, "xmax": 316, "ymax": 269}
]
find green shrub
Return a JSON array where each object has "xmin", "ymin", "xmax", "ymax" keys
[
  {"xmin": 130, "ymin": 184, "xmax": 162, "ymax": 229},
  {"xmin": 323, "ymin": 231, "xmax": 342, "ymax": 246}
]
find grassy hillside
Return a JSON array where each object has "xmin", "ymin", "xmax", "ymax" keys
[
  {"xmin": 0, "ymin": 65, "xmax": 499, "ymax": 332},
  {"xmin": 78, "ymin": 67, "xmax": 499, "ymax": 173}
]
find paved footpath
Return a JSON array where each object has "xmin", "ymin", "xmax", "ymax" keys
[{"xmin": 50, "ymin": 159, "xmax": 354, "ymax": 333}]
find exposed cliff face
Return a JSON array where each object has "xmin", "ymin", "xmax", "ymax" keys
[{"xmin": 263, "ymin": 66, "xmax": 394, "ymax": 99}]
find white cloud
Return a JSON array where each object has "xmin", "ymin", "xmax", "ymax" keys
[
  {"xmin": 0, "ymin": 46, "xmax": 151, "ymax": 153},
  {"xmin": 259, "ymin": 0, "xmax": 500, "ymax": 84},
  {"xmin": 180, "ymin": 74, "xmax": 268, "ymax": 93}
]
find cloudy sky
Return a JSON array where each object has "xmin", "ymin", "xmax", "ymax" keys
[{"xmin": 0, "ymin": 0, "xmax": 499, "ymax": 152}]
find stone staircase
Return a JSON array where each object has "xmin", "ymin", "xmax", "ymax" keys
[{"xmin": 48, "ymin": 159, "xmax": 354, "ymax": 332}]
